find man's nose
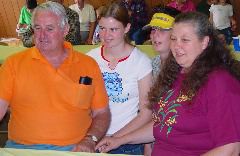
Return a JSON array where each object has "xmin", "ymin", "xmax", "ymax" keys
[{"xmin": 39, "ymin": 29, "xmax": 47, "ymax": 40}]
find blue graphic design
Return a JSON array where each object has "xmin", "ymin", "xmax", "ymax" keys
[{"xmin": 102, "ymin": 72, "xmax": 129, "ymax": 103}]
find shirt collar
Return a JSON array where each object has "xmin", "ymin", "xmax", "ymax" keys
[{"xmin": 31, "ymin": 41, "xmax": 76, "ymax": 64}]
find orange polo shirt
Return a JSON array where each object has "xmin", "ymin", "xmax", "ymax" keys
[{"xmin": 0, "ymin": 42, "xmax": 108, "ymax": 145}]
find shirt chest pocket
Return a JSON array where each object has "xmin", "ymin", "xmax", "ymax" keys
[
  {"xmin": 71, "ymin": 84, "xmax": 94, "ymax": 109},
  {"xmin": 54, "ymin": 78, "xmax": 94, "ymax": 109},
  {"xmin": 75, "ymin": 84, "xmax": 94, "ymax": 108}
]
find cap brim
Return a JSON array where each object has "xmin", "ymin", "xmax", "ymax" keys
[
  {"xmin": 142, "ymin": 25, "xmax": 172, "ymax": 31},
  {"xmin": 142, "ymin": 25, "xmax": 151, "ymax": 30}
]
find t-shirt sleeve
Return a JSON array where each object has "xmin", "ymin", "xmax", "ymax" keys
[
  {"xmin": 18, "ymin": 7, "xmax": 25, "ymax": 24},
  {"xmin": 205, "ymin": 70, "xmax": 240, "ymax": 147},
  {"xmin": 86, "ymin": 47, "xmax": 100, "ymax": 60},
  {"xmin": 136, "ymin": 50, "xmax": 152, "ymax": 80}
]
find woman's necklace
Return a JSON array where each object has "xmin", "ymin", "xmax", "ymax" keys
[{"xmin": 101, "ymin": 46, "xmax": 131, "ymax": 70}]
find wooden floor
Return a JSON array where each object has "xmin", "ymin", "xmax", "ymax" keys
[{"xmin": 0, "ymin": 112, "xmax": 9, "ymax": 147}]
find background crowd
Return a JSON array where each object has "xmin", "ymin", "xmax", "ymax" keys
[{"xmin": 17, "ymin": 0, "xmax": 238, "ymax": 47}]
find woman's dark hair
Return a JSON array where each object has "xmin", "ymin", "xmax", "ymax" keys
[
  {"xmin": 148, "ymin": 12, "xmax": 240, "ymax": 105},
  {"xmin": 26, "ymin": 0, "xmax": 37, "ymax": 10}
]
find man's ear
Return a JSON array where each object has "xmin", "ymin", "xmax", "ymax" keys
[{"xmin": 63, "ymin": 24, "xmax": 70, "ymax": 36}]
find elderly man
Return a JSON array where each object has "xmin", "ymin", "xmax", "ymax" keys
[
  {"xmin": 21, "ymin": 0, "xmax": 81, "ymax": 47},
  {"xmin": 0, "ymin": 2, "xmax": 110, "ymax": 152}
]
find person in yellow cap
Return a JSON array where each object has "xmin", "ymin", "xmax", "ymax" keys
[
  {"xmin": 143, "ymin": 6, "xmax": 180, "ymax": 79},
  {"xmin": 142, "ymin": 7, "xmax": 180, "ymax": 155}
]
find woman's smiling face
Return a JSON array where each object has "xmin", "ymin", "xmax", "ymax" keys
[{"xmin": 170, "ymin": 22, "xmax": 209, "ymax": 70}]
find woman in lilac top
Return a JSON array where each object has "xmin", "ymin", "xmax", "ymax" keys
[
  {"xmin": 167, "ymin": 0, "xmax": 196, "ymax": 12},
  {"xmin": 96, "ymin": 12, "xmax": 240, "ymax": 155}
]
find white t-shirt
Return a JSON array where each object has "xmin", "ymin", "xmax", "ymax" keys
[
  {"xmin": 209, "ymin": 4, "xmax": 233, "ymax": 30},
  {"xmin": 69, "ymin": 3, "xmax": 96, "ymax": 31},
  {"xmin": 87, "ymin": 46, "xmax": 152, "ymax": 135}
]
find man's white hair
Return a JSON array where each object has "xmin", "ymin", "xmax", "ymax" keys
[{"xmin": 31, "ymin": 1, "xmax": 68, "ymax": 29}]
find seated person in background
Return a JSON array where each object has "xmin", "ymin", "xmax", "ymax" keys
[
  {"xmin": 16, "ymin": 0, "xmax": 37, "ymax": 35},
  {"xmin": 69, "ymin": 0, "xmax": 96, "ymax": 45},
  {"xmin": 143, "ymin": 6, "xmax": 180, "ymax": 81},
  {"xmin": 96, "ymin": 12, "xmax": 240, "ymax": 156},
  {"xmin": 167, "ymin": 0, "xmax": 196, "ymax": 12},
  {"xmin": 0, "ymin": 1, "xmax": 110, "ymax": 152},
  {"xmin": 141, "ymin": 6, "xmax": 180, "ymax": 155},
  {"xmin": 21, "ymin": 0, "xmax": 81, "ymax": 47}
]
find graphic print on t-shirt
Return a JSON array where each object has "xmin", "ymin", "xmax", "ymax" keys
[
  {"xmin": 102, "ymin": 72, "xmax": 129, "ymax": 103},
  {"xmin": 153, "ymin": 89, "xmax": 194, "ymax": 137}
]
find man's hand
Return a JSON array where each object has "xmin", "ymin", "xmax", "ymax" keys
[
  {"xmin": 72, "ymin": 107, "xmax": 110, "ymax": 152},
  {"xmin": 72, "ymin": 137, "xmax": 96, "ymax": 152}
]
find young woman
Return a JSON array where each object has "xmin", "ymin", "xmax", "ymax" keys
[
  {"xmin": 146, "ymin": 6, "xmax": 180, "ymax": 79},
  {"xmin": 142, "ymin": 6, "xmax": 180, "ymax": 155},
  {"xmin": 87, "ymin": 1, "xmax": 152, "ymax": 155}
]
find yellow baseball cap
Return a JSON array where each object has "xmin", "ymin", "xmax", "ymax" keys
[{"xmin": 143, "ymin": 13, "xmax": 175, "ymax": 30}]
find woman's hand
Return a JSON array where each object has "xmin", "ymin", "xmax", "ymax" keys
[{"xmin": 95, "ymin": 136, "xmax": 123, "ymax": 153}]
